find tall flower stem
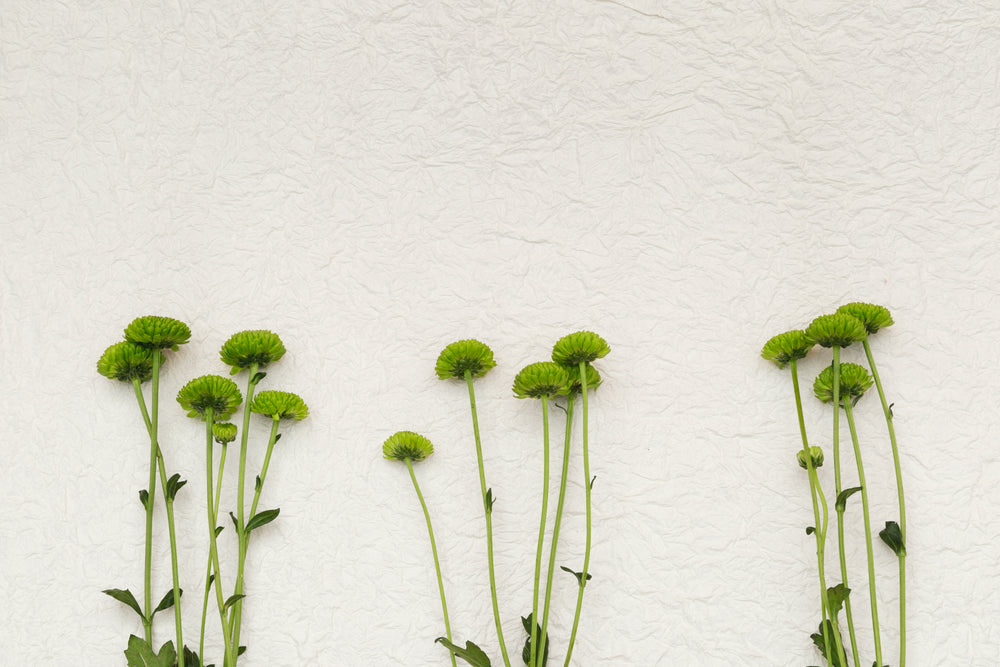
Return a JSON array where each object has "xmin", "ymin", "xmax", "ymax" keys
[
  {"xmin": 863, "ymin": 339, "xmax": 906, "ymax": 667},
  {"xmin": 248, "ymin": 419, "xmax": 280, "ymax": 520},
  {"xmin": 204, "ymin": 408, "xmax": 235, "ymax": 667},
  {"xmin": 405, "ymin": 457, "xmax": 457, "ymax": 667},
  {"xmin": 843, "ymin": 399, "xmax": 883, "ymax": 666},
  {"xmin": 201, "ymin": 442, "xmax": 229, "ymax": 663},
  {"xmin": 529, "ymin": 396, "xmax": 552, "ymax": 667},
  {"xmin": 538, "ymin": 392, "xmax": 576, "ymax": 665},
  {"xmin": 230, "ymin": 364, "xmax": 261, "ymax": 660},
  {"xmin": 464, "ymin": 370, "xmax": 511, "ymax": 667},
  {"xmin": 563, "ymin": 362, "xmax": 593, "ymax": 667},
  {"xmin": 138, "ymin": 350, "xmax": 163, "ymax": 644}
]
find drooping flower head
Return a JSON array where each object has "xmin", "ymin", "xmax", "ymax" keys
[
  {"xmin": 435, "ymin": 339, "xmax": 496, "ymax": 380},
  {"xmin": 836, "ymin": 302, "xmax": 894, "ymax": 336},
  {"xmin": 213, "ymin": 422, "xmax": 238, "ymax": 445},
  {"xmin": 124, "ymin": 316, "xmax": 192, "ymax": 351},
  {"xmin": 551, "ymin": 331, "xmax": 610, "ymax": 367},
  {"xmin": 251, "ymin": 390, "xmax": 309, "ymax": 421},
  {"xmin": 797, "ymin": 446, "xmax": 825, "ymax": 470},
  {"xmin": 760, "ymin": 330, "xmax": 815, "ymax": 368},
  {"xmin": 97, "ymin": 341, "xmax": 154, "ymax": 383},
  {"xmin": 383, "ymin": 431, "xmax": 434, "ymax": 462},
  {"xmin": 804, "ymin": 314, "xmax": 867, "ymax": 349},
  {"xmin": 566, "ymin": 363, "xmax": 602, "ymax": 393},
  {"xmin": 219, "ymin": 330, "xmax": 286, "ymax": 375},
  {"xmin": 813, "ymin": 363, "xmax": 873, "ymax": 407},
  {"xmin": 177, "ymin": 375, "xmax": 243, "ymax": 420},
  {"xmin": 512, "ymin": 362, "xmax": 570, "ymax": 399}
]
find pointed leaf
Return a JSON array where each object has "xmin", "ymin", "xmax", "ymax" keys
[
  {"xmin": 103, "ymin": 588, "xmax": 145, "ymax": 620},
  {"xmin": 124, "ymin": 635, "xmax": 176, "ymax": 667},
  {"xmin": 152, "ymin": 588, "xmax": 182, "ymax": 616},
  {"xmin": 223, "ymin": 594, "xmax": 246, "ymax": 611},
  {"xmin": 879, "ymin": 520, "xmax": 906, "ymax": 556},
  {"xmin": 835, "ymin": 486, "xmax": 862, "ymax": 513},
  {"xmin": 809, "ymin": 621, "xmax": 847, "ymax": 667},
  {"xmin": 229, "ymin": 511, "xmax": 238, "ymax": 530},
  {"xmin": 826, "ymin": 583, "xmax": 850, "ymax": 617},
  {"xmin": 255, "ymin": 475, "xmax": 262, "ymax": 493},
  {"xmin": 519, "ymin": 613, "xmax": 548, "ymax": 667},
  {"xmin": 273, "ymin": 433, "xmax": 282, "ymax": 443},
  {"xmin": 139, "ymin": 489, "xmax": 149, "ymax": 510},
  {"xmin": 214, "ymin": 525, "xmax": 224, "ymax": 537},
  {"xmin": 589, "ymin": 475, "xmax": 596, "ymax": 490},
  {"xmin": 485, "ymin": 488, "xmax": 495, "ymax": 513},
  {"xmin": 888, "ymin": 402, "xmax": 894, "ymax": 418},
  {"xmin": 560, "ymin": 565, "xmax": 593, "ymax": 585},
  {"xmin": 246, "ymin": 508, "xmax": 280, "ymax": 533},
  {"xmin": 434, "ymin": 638, "xmax": 492, "ymax": 667},
  {"xmin": 251, "ymin": 371, "xmax": 266, "ymax": 385},
  {"xmin": 166, "ymin": 473, "xmax": 188, "ymax": 501},
  {"xmin": 806, "ymin": 526, "xmax": 815, "ymax": 535}
]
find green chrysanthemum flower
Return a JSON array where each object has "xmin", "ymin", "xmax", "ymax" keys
[
  {"xmin": 97, "ymin": 341, "xmax": 154, "ymax": 383},
  {"xmin": 219, "ymin": 329, "xmax": 287, "ymax": 374},
  {"xmin": 813, "ymin": 363, "xmax": 874, "ymax": 406},
  {"xmin": 383, "ymin": 430, "xmax": 434, "ymax": 462},
  {"xmin": 512, "ymin": 362, "xmax": 570, "ymax": 399},
  {"xmin": 213, "ymin": 422, "xmax": 238, "ymax": 445},
  {"xmin": 551, "ymin": 331, "xmax": 610, "ymax": 367},
  {"xmin": 566, "ymin": 363, "xmax": 602, "ymax": 393},
  {"xmin": 435, "ymin": 339, "xmax": 496, "ymax": 380},
  {"xmin": 836, "ymin": 302, "xmax": 894, "ymax": 335},
  {"xmin": 761, "ymin": 330, "xmax": 815, "ymax": 368},
  {"xmin": 124, "ymin": 316, "xmax": 192, "ymax": 351},
  {"xmin": 176, "ymin": 375, "xmax": 243, "ymax": 420},
  {"xmin": 250, "ymin": 390, "xmax": 309, "ymax": 421},
  {"xmin": 796, "ymin": 446, "xmax": 825, "ymax": 470},
  {"xmin": 804, "ymin": 313, "xmax": 867, "ymax": 348}
]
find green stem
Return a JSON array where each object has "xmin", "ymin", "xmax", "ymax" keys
[
  {"xmin": 464, "ymin": 371, "xmax": 511, "ymax": 667},
  {"xmin": 563, "ymin": 362, "xmax": 593, "ymax": 667},
  {"xmin": 810, "ymin": 470, "xmax": 846, "ymax": 664},
  {"xmin": 843, "ymin": 400, "xmax": 883, "ymax": 667},
  {"xmin": 538, "ymin": 392, "xmax": 576, "ymax": 665},
  {"xmin": 205, "ymin": 409, "xmax": 235, "ymax": 667},
  {"xmin": 138, "ymin": 351, "xmax": 162, "ymax": 643},
  {"xmin": 201, "ymin": 442, "xmax": 229, "ymax": 664},
  {"xmin": 530, "ymin": 396, "xmax": 552, "ymax": 667},
  {"xmin": 405, "ymin": 458, "xmax": 457, "ymax": 667},
  {"xmin": 248, "ymin": 418, "xmax": 280, "ymax": 522},
  {"xmin": 230, "ymin": 365, "xmax": 260, "ymax": 661},
  {"xmin": 863, "ymin": 339, "xmax": 906, "ymax": 667}
]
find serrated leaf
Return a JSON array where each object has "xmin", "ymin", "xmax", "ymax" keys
[
  {"xmin": 223, "ymin": 594, "xmax": 246, "ymax": 610},
  {"xmin": 103, "ymin": 588, "xmax": 145, "ymax": 620},
  {"xmin": 519, "ymin": 613, "xmax": 548, "ymax": 667},
  {"xmin": 251, "ymin": 371, "xmax": 266, "ymax": 385},
  {"xmin": 434, "ymin": 638, "xmax": 492, "ymax": 667},
  {"xmin": 835, "ymin": 486, "xmax": 862, "ymax": 513},
  {"xmin": 246, "ymin": 508, "xmax": 280, "ymax": 533},
  {"xmin": 124, "ymin": 635, "xmax": 176, "ymax": 667},
  {"xmin": 560, "ymin": 565, "xmax": 593, "ymax": 585},
  {"xmin": 139, "ymin": 489, "xmax": 149, "ymax": 510},
  {"xmin": 879, "ymin": 520, "xmax": 906, "ymax": 556},
  {"xmin": 152, "ymin": 588, "xmax": 182, "ymax": 616}
]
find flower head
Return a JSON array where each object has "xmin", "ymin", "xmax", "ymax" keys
[
  {"xmin": 551, "ymin": 331, "xmax": 610, "ymax": 367},
  {"xmin": 219, "ymin": 330, "xmax": 286, "ymax": 374},
  {"xmin": 797, "ymin": 446, "xmax": 824, "ymax": 470},
  {"xmin": 804, "ymin": 314, "xmax": 867, "ymax": 348},
  {"xmin": 251, "ymin": 390, "xmax": 309, "ymax": 421},
  {"xmin": 124, "ymin": 316, "xmax": 191, "ymax": 351},
  {"xmin": 813, "ymin": 363, "xmax": 873, "ymax": 407},
  {"xmin": 97, "ymin": 341, "xmax": 154, "ymax": 383},
  {"xmin": 435, "ymin": 339, "xmax": 496, "ymax": 380},
  {"xmin": 177, "ymin": 375, "xmax": 243, "ymax": 420},
  {"xmin": 836, "ymin": 302, "xmax": 894, "ymax": 336},
  {"xmin": 213, "ymin": 422, "xmax": 238, "ymax": 445},
  {"xmin": 512, "ymin": 362, "xmax": 570, "ymax": 399},
  {"xmin": 761, "ymin": 330, "xmax": 815, "ymax": 368},
  {"xmin": 383, "ymin": 431, "xmax": 434, "ymax": 462},
  {"xmin": 566, "ymin": 363, "xmax": 602, "ymax": 393}
]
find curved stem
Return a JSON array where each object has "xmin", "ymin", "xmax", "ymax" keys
[
  {"xmin": 863, "ymin": 339, "xmax": 906, "ymax": 667},
  {"xmin": 564, "ymin": 362, "xmax": 593, "ymax": 667},
  {"xmin": 201, "ymin": 442, "xmax": 229, "ymax": 663},
  {"xmin": 248, "ymin": 418, "xmax": 280, "ymax": 521},
  {"xmin": 464, "ymin": 371, "xmax": 511, "ymax": 667},
  {"xmin": 138, "ymin": 351, "xmax": 163, "ymax": 643},
  {"xmin": 844, "ymin": 400, "xmax": 883, "ymax": 666},
  {"xmin": 539, "ymin": 392, "xmax": 576, "ymax": 665},
  {"xmin": 230, "ymin": 365, "xmax": 260, "ymax": 660},
  {"xmin": 204, "ymin": 409, "xmax": 234, "ymax": 667},
  {"xmin": 810, "ymin": 470, "xmax": 846, "ymax": 664},
  {"xmin": 405, "ymin": 458, "xmax": 457, "ymax": 667},
  {"xmin": 530, "ymin": 396, "xmax": 552, "ymax": 667}
]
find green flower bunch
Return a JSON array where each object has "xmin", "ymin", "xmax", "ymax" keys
[
  {"xmin": 384, "ymin": 331, "xmax": 610, "ymax": 667},
  {"xmin": 761, "ymin": 303, "xmax": 906, "ymax": 667}
]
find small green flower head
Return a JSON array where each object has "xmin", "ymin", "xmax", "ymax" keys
[
  {"xmin": 760, "ymin": 330, "xmax": 815, "ymax": 368},
  {"xmin": 124, "ymin": 316, "xmax": 192, "ymax": 351},
  {"xmin": 435, "ymin": 339, "xmax": 497, "ymax": 380},
  {"xmin": 97, "ymin": 341, "xmax": 154, "ymax": 383},
  {"xmin": 813, "ymin": 363, "xmax": 874, "ymax": 407},
  {"xmin": 836, "ymin": 302, "xmax": 894, "ymax": 335},
  {"xmin": 176, "ymin": 375, "xmax": 243, "ymax": 420},
  {"xmin": 796, "ymin": 446, "xmax": 824, "ymax": 470},
  {"xmin": 383, "ymin": 430, "xmax": 434, "ymax": 462},
  {"xmin": 513, "ymin": 362, "xmax": 570, "ymax": 399},
  {"xmin": 219, "ymin": 330, "xmax": 286, "ymax": 375},
  {"xmin": 251, "ymin": 390, "xmax": 309, "ymax": 421},
  {"xmin": 552, "ymin": 331, "xmax": 610, "ymax": 367},
  {"xmin": 213, "ymin": 422, "xmax": 238, "ymax": 445},
  {"xmin": 804, "ymin": 314, "xmax": 867, "ymax": 348},
  {"xmin": 566, "ymin": 363, "xmax": 602, "ymax": 393}
]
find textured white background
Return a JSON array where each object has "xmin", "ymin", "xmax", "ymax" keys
[{"xmin": 2, "ymin": 1, "xmax": 999, "ymax": 665}]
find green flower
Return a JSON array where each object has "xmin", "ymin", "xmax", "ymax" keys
[
  {"xmin": 796, "ymin": 446, "xmax": 825, "ymax": 470},
  {"xmin": 124, "ymin": 316, "xmax": 191, "ymax": 351},
  {"xmin": 177, "ymin": 375, "xmax": 243, "ymax": 420},
  {"xmin": 435, "ymin": 339, "xmax": 496, "ymax": 380},
  {"xmin": 551, "ymin": 331, "xmax": 610, "ymax": 367},
  {"xmin": 219, "ymin": 330, "xmax": 286, "ymax": 374},
  {"xmin": 813, "ymin": 363, "xmax": 873, "ymax": 407},
  {"xmin": 804, "ymin": 314, "xmax": 867, "ymax": 349},
  {"xmin": 513, "ymin": 362, "xmax": 570, "ymax": 399},
  {"xmin": 383, "ymin": 431, "xmax": 434, "ymax": 462},
  {"xmin": 97, "ymin": 341, "xmax": 154, "ymax": 383},
  {"xmin": 836, "ymin": 302, "xmax": 894, "ymax": 335},
  {"xmin": 761, "ymin": 330, "xmax": 815, "ymax": 368},
  {"xmin": 566, "ymin": 363, "xmax": 602, "ymax": 393},
  {"xmin": 251, "ymin": 390, "xmax": 309, "ymax": 421},
  {"xmin": 213, "ymin": 422, "xmax": 238, "ymax": 445}
]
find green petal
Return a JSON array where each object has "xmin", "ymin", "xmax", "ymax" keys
[
  {"xmin": 804, "ymin": 313, "xmax": 867, "ymax": 348},
  {"xmin": 176, "ymin": 375, "xmax": 243, "ymax": 421},
  {"xmin": 383, "ymin": 431, "xmax": 434, "ymax": 462},
  {"xmin": 512, "ymin": 362, "xmax": 570, "ymax": 399},
  {"xmin": 435, "ymin": 339, "xmax": 496, "ymax": 379},
  {"xmin": 760, "ymin": 330, "xmax": 814, "ymax": 368},
  {"xmin": 813, "ymin": 363, "xmax": 873, "ymax": 406},
  {"xmin": 219, "ymin": 330, "xmax": 286, "ymax": 374},
  {"xmin": 836, "ymin": 302, "xmax": 894, "ymax": 335},
  {"xmin": 124, "ymin": 316, "xmax": 191, "ymax": 350},
  {"xmin": 551, "ymin": 331, "xmax": 610, "ymax": 366},
  {"xmin": 250, "ymin": 390, "xmax": 309, "ymax": 421},
  {"xmin": 97, "ymin": 341, "xmax": 154, "ymax": 383}
]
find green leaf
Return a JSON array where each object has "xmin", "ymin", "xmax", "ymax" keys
[
  {"xmin": 152, "ymin": 588, "xmax": 182, "ymax": 616},
  {"xmin": 251, "ymin": 371, "xmax": 267, "ymax": 385},
  {"xmin": 223, "ymin": 594, "xmax": 246, "ymax": 611},
  {"xmin": 139, "ymin": 489, "xmax": 149, "ymax": 510},
  {"xmin": 214, "ymin": 525, "xmax": 224, "ymax": 537},
  {"xmin": 560, "ymin": 565, "xmax": 593, "ymax": 585},
  {"xmin": 888, "ymin": 402, "xmax": 894, "ymax": 418},
  {"xmin": 879, "ymin": 520, "xmax": 906, "ymax": 556},
  {"xmin": 103, "ymin": 588, "xmax": 145, "ymax": 620},
  {"xmin": 273, "ymin": 433, "xmax": 282, "ymax": 443},
  {"xmin": 809, "ymin": 621, "xmax": 847, "ymax": 667},
  {"xmin": 519, "ymin": 613, "xmax": 548, "ymax": 667},
  {"xmin": 166, "ymin": 473, "xmax": 188, "ymax": 501},
  {"xmin": 826, "ymin": 583, "xmax": 850, "ymax": 617},
  {"xmin": 434, "ymin": 638, "xmax": 492, "ymax": 667},
  {"xmin": 835, "ymin": 486, "xmax": 862, "ymax": 513},
  {"xmin": 246, "ymin": 508, "xmax": 280, "ymax": 533},
  {"xmin": 589, "ymin": 475, "xmax": 596, "ymax": 490},
  {"xmin": 485, "ymin": 488, "xmax": 495, "ymax": 513},
  {"xmin": 179, "ymin": 645, "xmax": 202, "ymax": 667},
  {"xmin": 124, "ymin": 635, "xmax": 176, "ymax": 667},
  {"xmin": 255, "ymin": 475, "xmax": 262, "ymax": 493},
  {"xmin": 229, "ymin": 511, "xmax": 238, "ymax": 530},
  {"xmin": 806, "ymin": 526, "xmax": 815, "ymax": 535}
]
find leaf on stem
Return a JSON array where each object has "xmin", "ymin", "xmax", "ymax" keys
[
  {"xmin": 139, "ymin": 489, "xmax": 149, "ymax": 510},
  {"xmin": 124, "ymin": 635, "xmax": 176, "ymax": 667},
  {"xmin": 826, "ymin": 583, "xmax": 850, "ymax": 617},
  {"xmin": 246, "ymin": 508, "xmax": 280, "ymax": 533},
  {"xmin": 835, "ymin": 487, "xmax": 862, "ymax": 513},
  {"xmin": 214, "ymin": 525, "xmax": 224, "ymax": 537},
  {"xmin": 560, "ymin": 565, "xmax": 593, "ymax": 585},
  {"xmin": 590, "ymin": 475, "xmax": 596, "ymax": 490},
  {"xmin": 152, "ymin": 588, "xmax": 182, "ymax": 616},
  {"xmin": 223, "ymin": 594, "xmax": 246, "ymax": 611},
  {"xmin": 519, "ymin": 614, "xmax": 549, "ymax": 667},
  {"xmin": 805, "ymin": 526, "xmax": 815, "ymax": 535},
  {"xmin": 435, "ymin": 638, "xmax": 492, "ymax": 667},
  {"xmin": 229, "ymin": 512, "xmax": 239, "ymax": 530},
  {"xmin": 485, "ymin": 488, "xmax": 495, "ymax": 512},
  {"xmin": 165, "ymin": 473, "xmax": 187, "ymax": 501},
  {"xmin": 808, "ymin": 621, "xmax": 847, "ymax": 667},
  {"xmin": 180, "ymin": 645, "xmax": 203, "ymax": 667},
  {"xmin": 251, "ymin": 371, "xmax": 267, "ymax": 385},
  {"xmin": 255, "ymin": 475, "xmax": 262, "ymax": 493},
  {"xmin": 879, "ymin": 521, "xmax": 906, "ymax": 556},
  {"xmin": 102, "ymin": 588, "xmax": 145, "ymax": 620}
]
